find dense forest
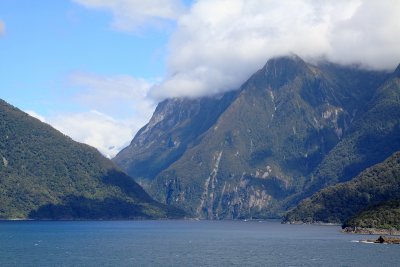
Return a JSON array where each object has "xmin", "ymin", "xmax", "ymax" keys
[
  {"xmin": 0, "ymin": 99, "xmax": 183, "ymax": 219},
  {"xmin": 284, "ymin": 151, "xmax": 400, "ymax": 224}
]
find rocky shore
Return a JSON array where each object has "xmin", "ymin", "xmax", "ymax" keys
[{"xmin": 364, "ymin": 236, "xmax": 400, "ymax": 244}]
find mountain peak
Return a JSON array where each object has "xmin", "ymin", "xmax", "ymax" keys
[{"xmin": 260, "ymin": 54, "xmax": 310, "ymax": 89}]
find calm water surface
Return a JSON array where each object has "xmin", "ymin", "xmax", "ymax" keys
[{"xmin": 0, "ymin": 220, "xmax": 398, "ymax": 266}]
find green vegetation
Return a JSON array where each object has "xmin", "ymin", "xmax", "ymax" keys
[
  {"xmin": 302, "ymin": 76, "xmax": 400, "ymax": 193},
  {"xmin": 0, "ymin": 99, "xmax": 184, "ymax": 219},
  {"xmin": 284, "ymin": 72, "xmax": 400, "ymax": 226},
  {"xmin": 284, "ymin": 151, "xmax": 400, "ymax": 224},
  {"xmin": 344, "ymin": 199, "xmax": 400, "ymax": 230}
]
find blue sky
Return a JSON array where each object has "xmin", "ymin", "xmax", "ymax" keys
[
  {"xmin": 1, "ymin": 0, "xmax": 399, "ymax": 157},
  {"xmin": 0, "ymin": 0, "xmax": 188, "ymax": 157},
  {"xmin": 0, "ymin": 0, "xmax": 171, "ymax": 115}
]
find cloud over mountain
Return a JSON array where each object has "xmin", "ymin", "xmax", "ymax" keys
[
  {"xmin": 151, "ymin": 0, "xmax": 400, "ymax": 99},
  {"xmin": 71, "ymin": 0, "xmax": 400, "ymax": 99}
]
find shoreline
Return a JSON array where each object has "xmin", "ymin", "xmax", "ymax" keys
[
  {"xmin": 282, "ymin": 220, "xmax": 341, "ymax": 226},
  {"xmin": 342, "ymin": 227, "xmax": 400, "ymax": 236},
  {"xmin": 0, "ymin": 218, "xmax": 278, "ymax": 222}
]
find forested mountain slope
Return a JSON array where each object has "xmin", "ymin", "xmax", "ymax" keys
[
  {"xmin": 284, "ymin": 151, "xmax": 400, "ymax": 224},
  {"xmin": 0, "ymin": 99, "xmax": 183, "ymax": 219}
]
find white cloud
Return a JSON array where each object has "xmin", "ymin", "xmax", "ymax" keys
[
  {"xmin": 71, "ymin": 0, "xmax": 400, "ymax": 99},
  {"xmin": 151, "ymin": 0, "xmax": 400, "ymax": 99},
  {"xmin": 45, "ymin": 73, "xmax": 156, "ymax": 158},
  {"xmin": 0, "ymin": 20, "xmax": 5, "ymax": 35},
  {"xmin": 328, "ymin": 1, "xmax": 400, "ymax": 69},
  {"xmin": 49, "ymin": 110, "xmax": 135, "ymax": 158},
  {"xmin": 72, "ymin": 0, "xmax": 186, "ymax": 31}
]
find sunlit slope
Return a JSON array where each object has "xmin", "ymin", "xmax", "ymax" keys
[{"xmin": 0, "ymin": 99, "xmax": 183, "ymax": 219}]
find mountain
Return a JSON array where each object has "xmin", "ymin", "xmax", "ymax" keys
[
  {"xmin": 284, "ymin": 64, "xmax": 400, "ymax": 224},
  {"xmin": 299, "ymin": 63, "xmax": 400, "ymax": 193},
  {"xmin": 283, "ymin": 151, "xmax": 400, "ymax": 224},
  {"xmin": 114, "ymin": 55, "xmax": 396, "ymax": 219},
  {"xmin": 115, "ymin": 92, "xmax": 238, "ymax": 181},
  {"xmin": 0, "ymin": 99, "xmax": 183, "ymax": 219}
]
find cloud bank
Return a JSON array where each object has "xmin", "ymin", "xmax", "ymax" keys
[
  {"xmin": 69, "ymin": 0, "xmax": 400, "ymax": 98},
  {"xmin": 72, "ymin": 0, "xmax": 186, "ymax": 31},
  {"xmin": 49, "ymin": 110, "xmax": 136, "ymax": 158},
  {"xmin": 48, "ymin": 73, "xmax": 156, "ymax": 157},
  {"xmin": 151, "ymin": 0, "xmax": 400, "ymax": 99}
]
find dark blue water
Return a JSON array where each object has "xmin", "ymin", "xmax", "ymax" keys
[{"xmin": 0, "ymin": 220, "xmax": 398, "ymax": 266}]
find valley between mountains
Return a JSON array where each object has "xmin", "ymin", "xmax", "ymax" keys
[
  {"xmin": 114, "ymin": 55, "xmax": 400, "ymax": 227},
  {"xmin": 1, "ymin": 55, "xmax": 400, "ymax": 230}
]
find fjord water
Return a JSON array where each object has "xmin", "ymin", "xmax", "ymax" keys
[{"xmin": 0, "ymin": 220, "xmax": 398, "ymax": 266}]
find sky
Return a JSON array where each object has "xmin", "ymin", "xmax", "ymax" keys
[{"xmin": 1, "ymin": 0, "xmax": 400, "ymax": 158}]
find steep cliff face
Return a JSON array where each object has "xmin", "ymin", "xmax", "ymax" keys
[
  {"xmin": 114, "ymin": 92, "xmax": 238, "ymax": 182},
  {"xmin": 114, "ymin": 55, "xmax": 391, "ymax": 219}
]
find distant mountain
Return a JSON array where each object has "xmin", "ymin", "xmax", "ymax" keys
[
  {"xmin": 284, "ymin": 151, "xmax": 400, "ymax": 224},
  {"xmin": 0, "ymin": 99, "xmax": 183, "ymax": 219},
  {"xmin": 114, "ymin": 55, "xmax": 398, "ymax": 219}
]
